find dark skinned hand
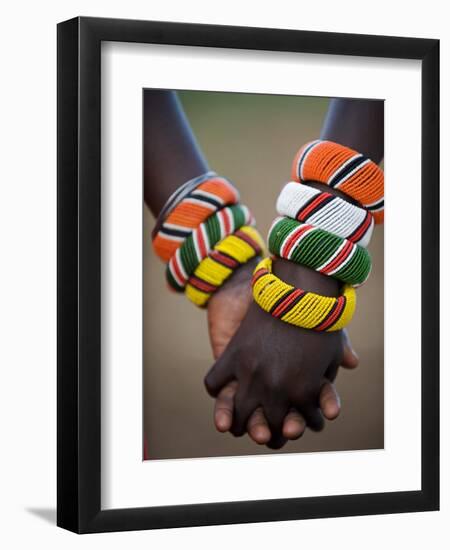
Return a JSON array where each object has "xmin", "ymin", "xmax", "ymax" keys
[{"xmin": 207, "ymin": 257, "xmax": 359, "ymax": 448}]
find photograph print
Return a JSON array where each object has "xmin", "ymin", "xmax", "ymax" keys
[{"xmin": 143, "ymin": 90, "xmax": 384, "ymax": 460}]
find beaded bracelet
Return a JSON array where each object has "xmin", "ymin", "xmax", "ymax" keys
[
  {"xmin": 166, "ymin": 204, "xmax": 254, "ymax": 291},
  {"xmin": 151, "ymin": 171, "xmax": 218, "ymax": 240},
  {"xmin": 277, "ymin": 181, "xmax": 374, "ymax": 247},
  {"xmin": 291, "ymin": 140, "xmax": 384, "ymax": 224},
  {"xmin": 268, "ymin": 216, "xmax": 371, "ymax": 286},
  {"xmin": 252, "ymin": 257, "xmax": 356, "ymax": 331},
  {"xmin": 152, "ymin": 174, "xmax": 240, "ymax": 262},
  {"xmin": 186, "ymin": 226, "xmax": 265, "ymax": 307}
]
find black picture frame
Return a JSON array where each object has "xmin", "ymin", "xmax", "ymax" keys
[{"xmin": 57, "ymin": 16, "xmax": 439, "ymax": 533}]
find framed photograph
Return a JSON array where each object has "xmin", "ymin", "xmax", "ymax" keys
[{"xmin": 57, "ymin": 16, "xmax": 439, "ymax": 533}]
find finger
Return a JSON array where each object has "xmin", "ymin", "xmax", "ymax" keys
[
  {"xmin": 301, "ymin": 404, "xmax": 325, "ymax": 432},
  {"xmin": 324, "ymin": 359, "xmax": 339, "ymax": 383},
  {"xmin": 230, "ymin": 385, "xmax": 259, "ymax": 437},
  {"xmin": 214, "ymin": 381, "xmax": 238, "ymax": 432},
  {"xmin": 247, "ymin": 407, "xmax": 271, "ymax": 445},
  {"xmin": 266, "ymin": 433, "xmax": 288, "ymax": 450},
  {"xmin": 264, "ymin": 402, "xmax": 289, "ymax": 448},
  {"xmin": 204, "ymin": 349, "xmax": 235, "ymax": 397},
  {"xmin": 282, "ymin": 408, "xmax": 306, "ymax": 440},
  {"xmin": 319, "ymin": 380, "xmax": 341, "ymax": 420},
  {"xmin": 341, "ymin": 329, "xmax": 359, "ymax": 369}
]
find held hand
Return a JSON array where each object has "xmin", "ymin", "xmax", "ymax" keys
[
  {"xmin": 212, "ymin": 337, "xmax": 357, "ymax": 447},
  {"xmin": 206, "ymin": 300, "xmax": 344, "ymax": 447},
  {"xmin": 207, "ymin": 260, "xmax": 256, "ymax": 360},
  {"xmin": 207, "ymin": 259, "xmax": 359, "ymax": 448}
]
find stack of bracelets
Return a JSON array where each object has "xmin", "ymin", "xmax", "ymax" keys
[
  {"xmin": 152, "ymin": 171, "xmax": 265, "ymax": 307},
  {"xmin": 252, "ymin": 140, "xmax": 384, "ymax": 332}
]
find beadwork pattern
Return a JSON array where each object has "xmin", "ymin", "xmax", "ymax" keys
[
  {"xmin": 186, "ymin": 226, "xmax": 265, "ymax": 307},
  {"xmin": 268, "ymin": 216, "xmax": 371, "ymax": 286},
  {"xmin": 252, "ymin": 257, "xmax": 356, "ymax": 331},
  {"xmin": 276, "ymin": 181, "xmax": 374, "ymax": 247},
  {"xmin": 291, "ymin": 140, "xmax": 384, "ymax": 224},
  {"xmin": 152, "ymin": 175, "xmax": 240, "ymax": 262},
  {"xmin": 166, "ymin": 204, "xmax": 254, "ymax": 291}
]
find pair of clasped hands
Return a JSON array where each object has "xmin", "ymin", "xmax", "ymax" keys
[
  {"xmin": 204, "ymin": 188, "xmax": 359, "ymax": 450},
  {"xmin": 142, "ymin": 91, "xmax": 376, "ymax": 450}
]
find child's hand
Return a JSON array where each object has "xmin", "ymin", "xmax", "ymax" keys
[
  {"xmin": 211, "ymin": 331, "xmax": 358, "ymax": 448},
  {"xmin": 207, "ymin": 258, "xmax": 358, "ymax": 448},
  {"xmin": 205, "ymin": 300, "xmax": 344, "ymax": 447}
]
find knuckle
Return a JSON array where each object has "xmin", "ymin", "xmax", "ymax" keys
[{"xmin": 204, "ymin": 373, "xmax": 219, "ymax": 396}]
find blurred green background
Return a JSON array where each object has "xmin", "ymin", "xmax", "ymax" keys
[{"xmin": 143, "ymin": 91, "xmax": 384, "ymax": 459}]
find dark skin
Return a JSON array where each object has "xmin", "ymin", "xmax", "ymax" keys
[
  {"xmin": 320, "ymin": 98, "xmax": 384, "ymax": 164},
  {"xmin": 207, "ymin": 259, "xmax": 358, "ymax": 445},
  {"xmin": 205, "ymin": 248, "xmax": 347, "ymax": 449},
  {"xmin": 143, "ymin": 90, "xmax": 209, "ymax": 217},
  {"xmin": 205, "ymin": 98, "xmax": 384, "ymax": 448},
  {"xmin": 143, "ymin": 91, "xmax": 360, "ymax": 446}
]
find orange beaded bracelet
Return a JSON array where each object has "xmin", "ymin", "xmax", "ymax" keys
[
  {"xmin": 291, "ymin": 140, "xmax": 384, "ymax": 224},
  {"xmin": 152, "ymin": 175, "xmax": 239, "ymax": 262}
]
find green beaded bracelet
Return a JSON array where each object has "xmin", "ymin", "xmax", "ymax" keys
[
  {"xmin": 166, "ymin": 204, "xmax": 254, "ymax": 291},
  {"xmin": 268, "ymin": 216, "xmax": 372, "ymax": 286}
]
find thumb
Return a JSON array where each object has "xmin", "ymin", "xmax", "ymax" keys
[
  {"xmin": 341, "ymin": 329, "xmax": 359, "ymax": 369},
  {"xmin": 204, "ymin": 348, "xmax": 235, "ymax": 397}
]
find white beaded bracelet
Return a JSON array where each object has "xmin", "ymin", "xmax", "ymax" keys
[{"xmin": 276, "ymin": 181, "xmax": 374, "ymax": 247}]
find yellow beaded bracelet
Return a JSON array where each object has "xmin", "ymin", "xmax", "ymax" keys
[
  {"xmin": 186, "ymin": 226, "xmax": 265, "ymax": 307},
  {"xmin": 251, "ymin": 257, "xmax": 356, "ymax": 331}
]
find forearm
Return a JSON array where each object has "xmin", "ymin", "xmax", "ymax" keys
[
  {"xmin": 274, "ymin": 98, "xmax": 383, "ymax": 294},
  {"xmin": 143, "ymin": 90, "xmax": 209, "ymax": 217},
  {"xmin": 320, "ymin": 98, "xmax": 384, "ymax": 163}
]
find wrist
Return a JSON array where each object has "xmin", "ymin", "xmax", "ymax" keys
[{"xmin": 213, "ymin": 256, "xmax": 259, "ymax": 294}]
